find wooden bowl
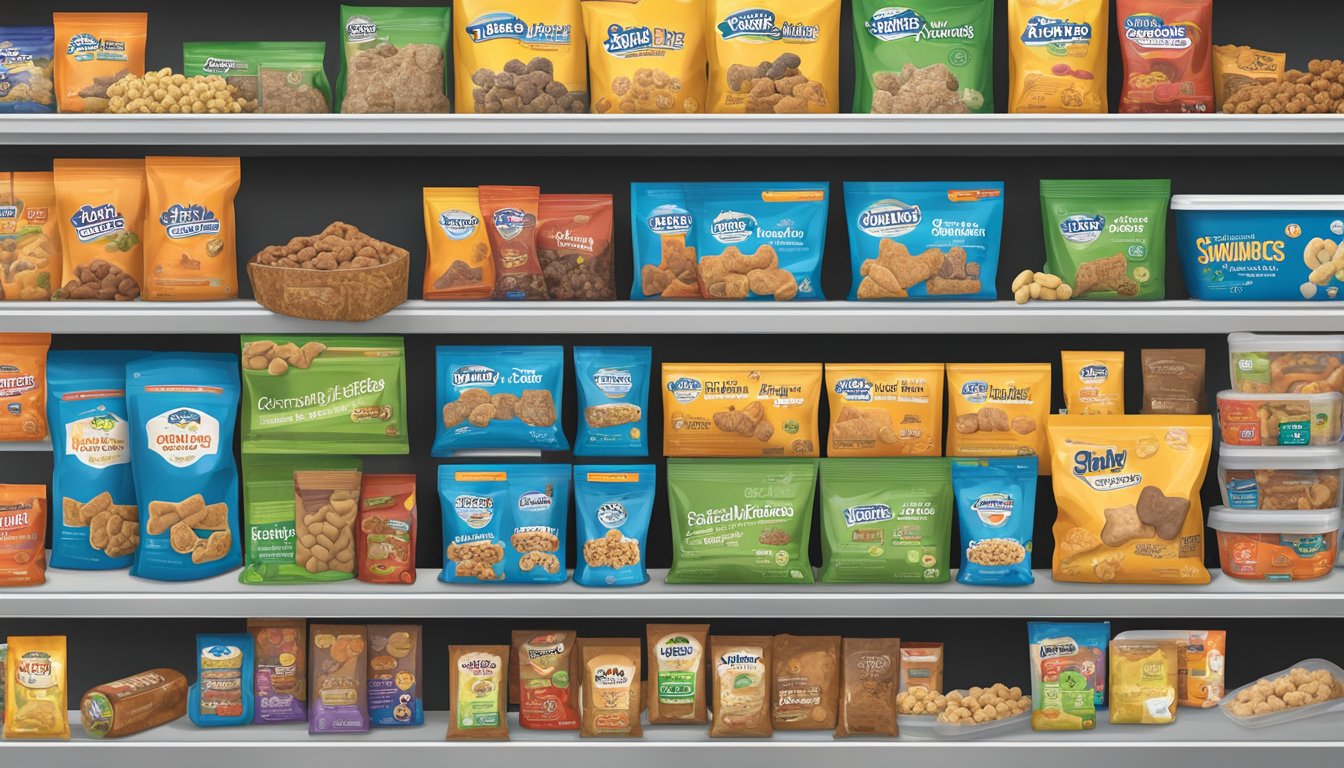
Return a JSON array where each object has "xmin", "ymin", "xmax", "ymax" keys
[{"xmin": 247, "ymin": 256, "xmax": 408, "ymax": 322}]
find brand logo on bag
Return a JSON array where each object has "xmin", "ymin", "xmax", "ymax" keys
[
  {"xmin": 593, "ymin": 665, "xmax": 632, "ymax": 687},
  {"xmin": 201, "ymin": 58, "xmax": 245, "ymax": 74},
  {"xmin": 438, "ymin": 210, "xmax": 480, "ymax": 240},
  {"xmin": 345, "ymin": 15, "xmax": 378, "ymax": 43},
  {"xmin": 455, "ymin": 494, "xmax": 494, "ymax": 527},
  {"xmin": 453, "ymin": 365, "xmax": 499, "ymax": 387},
  {"xmin": 160, "ymin": 204, "xmax": 220, "ymax": 239},
  {"xmin": 0, "ymin": 204, "xmax": 16, "ymax": 218},
  {"xmin": 603, "ymin": 23, "xmax": 685, "ymax": 56},
  {"xmin": 66, "ymin": 33, "xmax": 100, "ymax": 56},
  {"xmin": 666, "ymin": 376, "xmax": 702, "ymax": 404},
  {"xmin": 594, "ymin": 367, "xmax": 633, "ymax": 396},
  {"xmin": 717, "ymin": 9, "xmax": 817, "ymax": 42},
  {"xmin": 16, "ymin": 651, "xmax": 55, "ymax": 688},
  {"xmin": 0, "ymin": 46, "xmax": 34, "ymax": 65},
  {"xmin": 710, "ymin": 210, "xmax": 756, "ymax": 245},
  {"xmin": 518, "ymin": 490, "xmax": 553, "ymax": 514},
  {"xmin": 1078, "ymin": 364, "xmax": 1108, "ymax": 383},
  {"xmin": 1072, "ymin": 447, "xmax": 1140, "ymax": 491},
  {"xmin": 1020, "ymin": 15, "xmax": 1092, "ymax": 46},
  {"xmin": 865, "ymin": 7, "xmax": 924, "ymax": 40},
  {"xmin": 843, "ymin": 504, "xmax": 892, "ymax": 527},
  {"xmin": 972, "ymin": 493, "xmax": 1013, "ymax": 526},
  {"xmin": 1059, "ymin": 214, "xmax": 1104, "ymax": 244},
  {"xmin": 960, "ymin": 380, "xmax": 989, "ymax": 403},
  {"xmin": 647, "ymin": 204, "xmax": 692, "ymax": 235},
  {"xmin": 833, "ymin": 376, "xmax": 873, "ymax": 401},
  {"xmin": 1193, "ymin": 236, "xmax": 1286, "ymax": 264},
  {"xmin": 491, "ymin": 207, "xmax": 531, "ymax": 240},
  {"xmin": 858, "ymin": 200, "xmax": 922, "ymax": 237},
  {"xmin": 0, "ymin": 366, "xmax": 34, "ymax": 399},
  {"xmin": 1123, "ymin": 14, "xmax": 1193, "ymax": 50},
  {"xmin": 1037, "ymin": 639, "xmax": 1079, "ymax": 659},
  {"xmin": 147, "ymin": 407, "xmax": 219, "ymax": 467},
  {"xmin": 466, "ymin": 13, "xmax": 572, "ymax": 45},
  {"xmin": 70, "ymin": 203, "xmax": 127, "ymax": 243},
  {"xmin": 597, "ymin": 501, "xmax": 627, "ymax": 528}
]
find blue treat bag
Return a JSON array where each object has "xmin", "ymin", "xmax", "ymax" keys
[
  {"xmin": 574, "ymin": 346, "xmax": 652, "ymax": 457},
  {"xmin": 502, "ymin": 464, "xmax": 570, "ymax": 583},
  {"xmin": 0, "ymin": 27, "xmax": 55, "ymax": 113},
  {"xmin": 125, "ymin": 353, "xmax": 241, "ymax": 581},
  {"xmin": 432, "ymin": 346, "xmax": 568, "ymax": 455},
  {"xmin": 573, "ymin": 464, "xmax": 656, "ymax": 587},
  {"xmin": 952, "ymin": 457, "xmax": 1037, "ymax": 586},
  {"xmin": 845, "ymin": 181, "xmax": 1004, "ymax": 300},
  {"xmin": 188, "ymin": 633, "xmax": 255, "ymax": 727},
  {"xmin": 438, "ymin": 464, "xmax": 570, "ymax": 584},
  {"xmin": 47, "ymin": 350, "xmax": 145, "ymax": 570},
  {"xmin": 687, "ymin": 181, "xmax": 828, "ymax": 300},
  {"xmin": 630, "ymin": 182, "xmax": 700, "ymax": 299}
]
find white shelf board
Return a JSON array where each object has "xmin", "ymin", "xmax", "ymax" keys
[
  {"xmin": 2, "ymin": 710, "xmax": 1342, "ymax": 768},
  {"xmin": 5, "ymin": 299, "xmax": 1344, "ymax": 335},
  {"xmin": 4, "ymin": 113, "xmax": 1344, "ymax": 149},
  {"xmin": 6, "ymin": 567, "xmax": 1344, "ymax": 619},
  {"xmin": 0, "ymin": 437, "xmax": 50, "ymax": 451}
]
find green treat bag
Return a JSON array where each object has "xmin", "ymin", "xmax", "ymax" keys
[
  {"xmin": 1040, "ymin": 179, "xmax": 1172, "ymax": 301},
  {"xmin": 666, "ymin": 459, "xmax": 817, "ymax": 584},
  {"xmin": 852, "ymin": 0, "xmax": 994, "ymax": 114},
  {"xmin": 183, "ymin": 41, "xmax": 332, "ymax": 113},
  {"xmin": 335, "ymin": 5, "xmax": 452, "ymax": 113},
  {"xmin": 241, "ymin": 455, "xmax": 362, "ymax": 584},
  {"xmin": 819, "ymin": 458, "xmax": 953, "ymax": 583},
  {"xmin": 240, "ymin": 335, "xmax": 409, "ymax": 455}
]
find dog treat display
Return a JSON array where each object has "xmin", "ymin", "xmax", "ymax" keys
[
  {"xmin": 1, "ymin": 171, "xmax": 60, "ymax": 300},
  {"xmin": 710, "ymin": 636, "xmax": 773, "ymax": 737},
  {"xmin": 630, "ymin": 182, "xmax": 701, "ymax": 299},
  {"xmin": 945, "ymin": 363, "xmax": 1051, "ymax": 471},
  {"xmin": 0, "ymin": 27, "xmax": 55, "ymax": 113},
  {"xmin": 3, "ymin": 636, "xmax": 69, "ymax": 739},
  {"xmin": 367, "ymin": 625, "xmax": 422, "ymax": 727},
  {"xmin": 662, "ymin": 363, "xmax": 822, "ymax": 457},
  {"xmin": 845, "ymin": 181, "xmax": 1003, "ymax": 300},
  {"xmin": 52, "ymin": 13, "xmax": 146, "ymax": 112},
  {"xmin": 241, "ymin": 457, "xmax": 363, "ymax": 584},
  {"xmin": 707, "ymin": 0, "xmax": 840, "ymax": 112},
  {"xmin": 1217, "ymin": 391, "xmax": 1343, "ymax": 446},
  {"xmin": 688, "ymin": 182, "xmax": 827, "ymax": 300},
  {"xmin": 573, "ymin": 465, "xmax": 655, "ymax": 587},
  {"xmin": 771, "ymin": 634, "xmax": 840, "ymax": 730},
  {"xmin": 574, "ymin": 346, "xmax": 651, "ymax": 457},
  {"xmin": 479, "ymin": 185, "xmax": 549, "ymax": 300},
  {"xmin": 646, "ymin": 624, "xmax": 709, "ymax": 725},
  {"xmin": 0, "ymin": 333, "xmax": 49, "ymax": 442},
  {"xmin": 1028, "ymin": 621, "xmax": 1108, "ymax": 731},
  {"xmin": 423, "ymin": 187, "xmax": 494, "ymax": 299},
  {"xmin": 308, "ymin": 625, "xmax": 369, "ymax": 734},
  {"xmin": 1222, "ymin": 59, "xmax": 1344, "ymax": 114},
  {"xmin": 0, "ymin": 486, "xmax": 46, "ymax": 587},
  {"xmin": 819, "ymin": 458, "xmax": 951, "ymax": 583},
  {"xmin": 249, "ymin": 619, "xmax": 306, "ymax": 723},
  {"xmin": 80, "ymin": 668, "xmax": 187, "ymax": 738},
  {"xmin": 183, "ymin": 42, "xmax": 332, "ymax": 113},
  {"xmin": 583, "ymin": 0, "xmax": 705, "ymax": 113},
  {"xmin": 437, "ymin": 464, "xmax": 570, "ymax": 584},
  {"xmin": 951, "ymin": 457, "xmax": 1037, "ymax": 586},
  {"xmin": 454, "ymin": 0, "xmax": 587, "ymax": 114},
  {"xmin": 188, "ymin": 633, "xmax": 253, "ymax": 727},
  {"xmin": 579, "ymin": 639, "xmax": 642, "ymax": 738},
  {"xmin": 835, "ymin": 637, "xmax": 899, "ymax": 738},
  {"xmin": 1224, "ymin": 662, "xmax": 1344, "ymax": 720},
  {"xmin": 448, "ymin": 645, "xmax": 509, "ymax": 739},
  {"xmin": 1061, "ymin": 351, "xmax": 1124, "ymax": 416},
  {"xmin": 357, "ymin": 474, "xmax": 417, "ymax": 584},
  {"xmin": 852, "ymin": 0, "xmax": 993, "ymax": 114},
  {"xmin": 53, "ymin": 158, "xmax": 144, "ymax": 300},
  {"xmin": 143, "ymin": 156, "xmax": 241, "ymax": 301},
  {"xmin": 1116, "ymin": 0, "xmax": 1213, "ymax": 113},
  {"xmin": 1212, "ymin": 44, "xmax": 1286, "ymax": 111},
  {"xmin": 1007, "ymin": 0, "xmax": 1107, "ymax": 113},
  {"xmin": 514, "ymin": 630, "xmax": 579, "ymax": 730},
  {"xmin": 252, "ymin": 221, "xmax": 408, "ymax": 273},
  {"xmin": 336, "ymin": 5, "xmax": 452, "ymax": 113},
  {"xmin": 1040, "ymin": 179, "xmax": 1170, "ymax": 300},
  {"xmin": 433, "ymin": 345, "xmax": 568, "ymax": 454},
  {"xmin": 825, "ymin": 363, "xmax": 944, "ymax": 457}
]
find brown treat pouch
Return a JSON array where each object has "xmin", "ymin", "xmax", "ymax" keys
[
  {"xmin": 248, "ymin": 619, "xmax": 306, "ymax": 723},
  {"xmin": 647, "ymin": 624, "xmax": 709, "ymax": 724},
  {"xmin": 423, "ymin": 187, "xmax": 494, "ymax": 300},
  {"xmin": 294, "ymin": 469, "xmax": 363, "ymax": 577},
  {"xmin": 771, "ymin": 634, "xmax": 840, "ymax": 731},
  {"xmin": 53, "ymin": 13, "xmax": 147, "ymax": 113},
  {"xmin": 52, "ymin": 159, "xmax": 145, "ymax": 300},
  {"xmin": 1141, "ymin": 349, "xmax": 1206, "ymax": 415},
  {"xmin": 580, "ymin": 639, "xmax": 642, "ymax": 738},
  {"xmin": 79, "ymin": 668, "xmax": 187, "ymax": 738},
  {"xmin": 512, "ymin": 630, "xmax": 579, "ymax": 730},
  {"xmin": 537, "ymin": 194, "xmax": 616, "ymax": 300},
  {"xmin": 143, "ymin": 157, "xmax": 241, "ymax": 301},
  {"xmin": 899, "ymin": 642, "xmax": 943, "ymax": 693},
  {"xmin": 835, "ymin": 637, "xmax": 899, "ymax": 738},
  {"xmin": 710, "ymin": 635, "xmax": 773, "ymax": 738},
  {"xmin": 0, "ymin": 333, "xmax": 50, "ymax": 441},
  {"xmin": 367, "ymin": 625, "xmax": 422, "ymax": 726},
  {"xmin": 1212, "ymin": 45, "xmax": 1286, "ymax": 111},
  {"xmin": 449, "ymin": 645, "xmax": 509, "ymax": 740},
  {"xmin": 1, "ymin": 172, "xmax": 60, "ymax": 301},
  {"xmin": 479, "ymin": 185, "xmax": 547, "ymax": 300},
  {"xmin": 308, "ymin": 624, "xmax": 368, "ymax": 734}
]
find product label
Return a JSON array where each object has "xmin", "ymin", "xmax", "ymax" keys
[
  {"xmin": 603, "ymin": 24, "xmax": 686, "ymax": 57},
  {"xmin": 466, "ymin": 14, "xmax": 572, "ymax": 46},
  {"xmin": 160, "ymin": 203, "xmax": 220, "ymax": 240},
  {"xmin": 717, "ymin": 9, "xmax": 818, "ymax": 43},
  {"xmin": 145, "ymin": 407, "xmax": 219, "ymax": 467}
]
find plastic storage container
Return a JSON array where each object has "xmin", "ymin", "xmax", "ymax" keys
[
  {"xmin": 1217, "ymin": 445, "xmax": 1344, "ymax": 510},
  {"xmin": 932, "ymin": 690, "xmax": 1030, "ymax": 739},
  {"xmin": 1220, "ymin": 659, "xmax": 1344, "ymax": 728},
  {"xmin": 1227, "ymin": 333, "xmax": 1344, "ymax": 395},
  {"xmin": 1172, "ymin": 196, "xmax": 1344, "ymax": 301},
  {"xmin": 1208, "ymin": 506, "xmax": 1340, "ymax": 581},
  {"xmin": 1216, "ymin": 390, "xmax": 1344, "ymax": 446}
]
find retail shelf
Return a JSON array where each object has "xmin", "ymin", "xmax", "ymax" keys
[
  {"xmin": 6, "ymin": 567, "xmax": 1344, "ymax": 619},
  {"xmin": 3, "ymin": 114, "xmax": 1344, "ymax": 152},
  {"xmin": 0, "ymin": 438, "xmax": 50, "ymax": 451},
  {"xmin": 6, "ymin": 299, "xmax": 1344, "ymax": 335},
  {"xmin": 2, "ymin": 710, "xmax": 1341, "ymax": 768}
]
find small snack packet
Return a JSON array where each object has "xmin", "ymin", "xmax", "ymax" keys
[
  {"xmin": 52, "ymin": 158, "xmax": 145, "ymax": 300},
  {"xmin": 0, "ymin": 486, "xmax": 47, "ymax": 586},
  {"xmin": 433, "ymin": 345, "xmax": 568, "ymax": 455},
  {"xmin": 819, "ymin": 458, "xmax": 951, "ymax": 583},
  {"xmin": 1109, "ymin": 637, "xmax": 1179, "ymax": 724},
  {"xmin": 583, "ymin": 0, "xmax": 706, "ymax": 114},
  {"xmin": 574, "ymin": 465, "xmax": 655, "ymax": 587},
  {"xmin": 1040, "ymin": 179, "xmax": 1171, "ymax": 301},
  {"xmin": 240, "ymin": 457, "xmax": 363, "ymax": 584},
  {"xmin": 662, "ymin": 362, "xmax": 823, "ymax": 457},
  {"xmin": 3, "ymin": 636, "xmax": 69, "ymax": 739},
  {"xmin": 851, "ymin": 0, "xmax": 993, "ymax": 114},
  {"xmin": 182, "ymin": 42, "xmax": 331, "ymax": 113},
  {"xmin": 1, "ymin": 171, "xmax": 60, "ymax": 300},
  {"xmin": 448, "ymin": 645, "xmax": 509, "ymax": 740},
  {"xmin": 772, "ymin": 634, "xmax": 840, "ymax": 731},
  {"xmin": 825, "ymin": 363, "xmax": 944, "ymax": 457},
  {"xmin": 480, "ymin": 185, "xmax": 547, "ymax": 300},
  {"xmin": 951, "ymin": 457, "xmax": 1037, "ymax": 586},
  {"xmin": 898, "ymin": 642, "xmax": 943, "ymax": 693},
  {"xmin": 646, "ymin": 624, "xmax": 710, "ymax": 725},
  {"xmin": 1116, "ymin": 0, "xmax": 1213, "ymax": 113},
  {"xmin": 1213, "ymin": 44, "xmax": 1286, "ymax": 111},
  {"xmin": 1028, "ymin": 621, "xmax": 1108, "ymax": 731},
  {"xmin": 308, "ymin": 625, "xmax": 368, "ymax": 734},
  {"xmin": 706, "ymin": 0, "xmax": 841, "ymax": 113},
  {"xmin": 357, "ymin": 474, "xmax": 417, "ymax": 584},
  {"xmin": 0, "ymin": 332, "xmax": 50, "ymax": 441},
  {"xmin": 513, "ymin": 630, "xmax": 579, "ymax": 730},
  {"xmin": 336, "ymin": 5, "xmax": 452, "ymax": 113},
  {"xmin": 437, "ymin": 464, "xmax": 571, "ymax": 584},
  {"xmin": 1061, "ymin": 351, "xmax": 1125, "ymax": 415},
  {"xmin": 1007, "ymin": 0, "xmax": 1107, "ymax": 113},
  {"xmin": 1141, "ymin": 348, "xmax": 1205, "ymax": 414},
  {"xmin": 537, "ymin": 193, "xmax": 615, "ymax": 300},
  {"xmin": 835, "ymin": 637, "xmax": 899, "ymax": 738},
  {"xmin": 188, "ymin": 633, "xmax": 254, "ymax": 727},
  {"xmin": 248, "ymin": 619, "xmax": 306, "ymax": 724},
  {"xmin": 52, "ymin": 13, "xmax": 146, "ymax": 113},
  {"xmin": 574, "ymin": 346, "xmax": 652, "ymax": 457},
  {"xmin": 1179, "ymin": 630, "xmax": 1226, "ymax": 708},
  {"xmin": 453, "ymin": 0, "xmax": 588, "ymax": 114},
  {"xmin": 368, "ymin": 625, "xmax": 423, "ymax": 726},
  {"xmin": 422, "ymin": 187, "xmax": 494, "ymax": 300},
  {"xmin": 579, "ymin": 639, "xmax": 643, "ymax": 738},
  {"xmin": 630, "ymin": 182, "xmax": 701, "ymax": 299},
  {"xmin": 709, "ymin": 636, "xmax": 773, "ymax": 738},
  {"xmin": 945, "ymin": 363, "xmax": 1052, "ymax": 472},
  {"xmin": 143, "ymin": 156, "xmax": 241, "ymax": 301},
  {"xmin": 0, "ymin": 27, "xmax": 55, "ymax": 113}
]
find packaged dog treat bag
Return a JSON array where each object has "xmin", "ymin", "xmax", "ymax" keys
[
  {"xmin": 825, "ymin": 363, "xmax": 944, "ymax": 457},
  {"xmin": 1040, "ymin": 179, "xmax": 1171, "ymax": 301},
  {"xmin": 438, "ymin": 464, "xmax": 571, "ymax": 584},
  {"xmin": 1, "ymin": 171, "xmax": 61, "ymax": 300},
  {"xmin": 454, "ymin": 0, "xmax": 588, "ymax": 114},
  {"xmin": 240, "ymin": 456, "xmax": 363, "ymax": 585},
  {"xmin": 433, "ymin": 345, "xmax": 568, "ymax": 455},
  {"xmin": 0, "ymin": 27, "xmax": 55, "ymax": 113},
  {"xmin": 52, "ymin": 158, "xmax": 144, "ymax": 300},
  {"xmin": 583, "ymin": 0, "xmax": 706, "ymax": 114},
  {"xmin": 336, "ymin": 5, "xmax": 452, "ymax": 113},
  {"xmin": 188, "ymin": 633, "xmax": 253, "ymax": 727},
  {"xmin": 52, "ymin": 13, "xmax": 146, "ymax": 112},
  {"xmin": 573, "ymin": 464, "xmax": 655, "ymax": 587},
  {"xmin": 249, "ymin": 619, "xmax": 306, "ymax": 724},
  {"xmin": 574, "ymin": 345, "xmax": 652, "ymax": 457},
  {"xmin": 706, "ymin": 0, "xmax": 841, "ymax": 113},
  {"xmin": 143, "ymin": 156, "xmax": 241, "ymax": 301},
  {"xmin": 0, "ymin": 486, "xmax": 46, "ymax": 586},
  {"xmin": 951, "ymin": 457, "xmax": 1037, "ymax": 586},
  {"xmin": 1007, "ymin": 0, "xmax": 1107, "ymax": 113},
  {"xmin": 852, "ymin": 0, "xmax": 994, "ymax": 114}
]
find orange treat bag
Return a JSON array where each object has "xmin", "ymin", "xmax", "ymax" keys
[
  {"xmin": 1, "ymin": 172, "xmax": 61, "ymax": 301},
  {"xmin": 0, "ymin": 333, "xmax": 50, "ymax": 441},
  {"xmin": 53, "ymin": 159, "xmax": 145, "ymax": 300},
  {"xmin": 0, "ymin": 486, "xmax": 47, "ymax": 586},
  {"xmin": 357, "ymin": 474, "xmax": 417, "ymax": 584},
  {"xmin": 143, "ymin": 157, "xmax": 241, "ymax": 301},
  {"xmin": 423, "ymin": 187, "xmax": 494, "ymax": 299},
  {"xmin": 53, "ymin": 13, "xmax": 147, "ymax": 113}
]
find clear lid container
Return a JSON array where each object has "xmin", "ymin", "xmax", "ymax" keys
[
  {"xmin": 1218, "ymin": 444, "xmax": 1344, "ymax": 470},
  {"xmin": 1227, "ymin": 333, "xmax": 1344, "ymax": 354},
  {"xmin": 1208, "ymin": 506, "xmax": 1341, "ymax": 534},
  {"xmin": 931, "ymin": 690, "xmax": 1030, "ymax": 739},
  {"xmin": 1172, "ymin": 196, "xmax": 1344, "ymax": 211},
  {"xmin": 1220, "ymin": 659, "xmax": 1344, "ymax": 729}
]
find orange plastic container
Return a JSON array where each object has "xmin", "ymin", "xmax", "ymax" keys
[{"xmin": 1210, "ymin": 506, "xmax": 1339, "ymax": 581}]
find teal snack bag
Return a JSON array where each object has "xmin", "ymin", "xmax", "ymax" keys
[
  {"xmin": 183, "ymin": 42, "xmax": 332, "ymax": 113},
  {"xmin": 188, "ymin": 633, "xmax": 254, "ymax": 727},
  {"xmin": 1040, "ymin": 179, "xmax": 1171, "ymax": 301},
  {"xmin": 819, "ymin": 457, "xmax": 952, "ymax": 583},
  {"xmin": 240, "ymin": 335, "xmax": 408, "ymax": 456},
  {"xmin": 437, "ymin": 464, "xmax": 571, "ymax": 584},
  {"xmin": 240, "ymin": 455, "xmax": 363, "ymax": 585},
  {"xmin": 125, "ymin": 353, "xmax": 241, "ymax": 582},
  {"xmin": 432, "ymin": 345, "xmax": 568, "ymax": 455},
  {"xmin": 852, "ymin": 0, "xmax": 994, "ymax": 114},
  {"xmin": 573, "ymin": 464, "xmax": 656, "ymax": 587},
  {"xmin": 574, "ymin": 346, "xmax": 652, "ymax": 457},
  {"xmin": 666, "ymin": 459, "xmax": 817, "ymax": 584},
  {"xmin": 630, "ymin": 182, "xmax": 701, "ymax": 300},
  {"xmin": 336, "ymin": 5, "xmax": 452, "ymax": 113},
  {"xmin": 951, "ymin": 457, "xmax": 1036, "ymax": 586}
]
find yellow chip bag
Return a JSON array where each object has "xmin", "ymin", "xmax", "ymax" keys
[
  {"xmin": 825, "ymin": 363, "xmax": 943, "ymax": 457},
  {"xmin": 1109, "ymin": 638, "xmax": 1178, "ymax": 725},
  {"xmin": 946, "ymin": 363, "xmax": 1051, "ymax": 473},
  {"xmin": 52, "ymin": 158, "xmax": 145, "ymax": 301},
  {"xmin": 144, "ymin": 157, "xmax": 241, "ymax": 301},
  {"xmin": 454, "ymin": 0, "xmax": 589, "ymax": 113},
  {"xmin": 1007, "ymin": 0, "xmax": 1107, "ymax": 113},
  {"xmin": 53, "ymin": 12, "xmax": 148, "ymax": 113},
  {"xmin": 1048, "ymin": 414, "xmax": 1212, "ymax": 585},
  {"xmin": 583, "ymin": 0, "xmax": 707, "ymax": 114},
  {"xmin": 423, "ymin": 187, "xmax": 495, "ymax": 299},
  {"xmin": 1060, "ymin": 351, "xmax": 1124, "ymax": 416},
  {"xmin": 3, "ymin": 635, "xmax": 70, "ymax": 740},
  {"xmin": 663, "ymin": 363, "xmax": 821, "ymax": 457},
  {"xmin": 706, "ymin": 0, "xmax": 840, "ymax": 113},
  {"xmin": 1212, "ymin": 44, "xmax": 1286, "ymax": 112},
  {"xmin": 1, "ymin": 172, "xmax": 60, "ymax": 301}
]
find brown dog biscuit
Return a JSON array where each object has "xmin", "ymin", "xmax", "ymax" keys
[
  {"xmin": 1073, "ymin": 253, "xmax": 1128, "ymax": 296},
  {"xmin": 1100, "ymin": 504, "xmax": 1156, "ymax": 547},
  {"xmin": 62, "ymin": 497, "xmax": 83, "ymax": 527},
  {"xmin": 443, "ymin": 400, "xmax": 471, "ymax": 427},
  {"xmin": 1011, "ymin": 416, "xmax": 1037, "ymax": 435},
  {"xmin": 955, "ymin": 413, "xmax": 979, "ymax": 434},
  {"xmin": 491, "ymin": 393, "xmax": 519, "ymax": 420},
  {"xmin": 170, "ymin": 521, "xmax": 200, "ymax": 554},
  {"xmin": 468, "ymin": 402, "xmax": 497, "ymax": 427},
  {"xmin": 79, "ymin": 491, "xmax": 113, "ymax": 524},
  {"xmin": 192, "ymin": 530, "xmax": 232, "ymax": 564},
  {"xmin": 1135, "ymin": 486, "xmax": 1190, "ymax": 540},
  {"xmin": 518, "ymin": 389, "xmax": 557, "ymax": 427},
  {"xmin": 977, "ymin": 407, "xmax": 1010, "ymax": 432},
  {"xmin": 585, "ymin": 403, "xmax": 641, "ymax": 428},
  {"xmin": 458, "ymin": 388, "xmax": 491, "ymax": 409}
]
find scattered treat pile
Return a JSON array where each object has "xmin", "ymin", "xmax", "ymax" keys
[
  {"xmin": 1010, "ymin": 269, "xmax": 1074, "ymax": 304},
  {"xmin": 870, "ymin": 64, "xmax": 970, "ymax": 114},
  {"xmin": 105, "ymin": 69, "xmax": 251, "ymax": 114},
  {"xmin": 1223, "ymin": 60, "xmax": 1344, "ymax": 114},
  {"xmin": 937, "ymin": 684, "xmax": 1030, "ymax": 725},
  {"xmin": 470, "ymin": 58, "xmax": 587, "ymax": 114},
  {"xmin": 1227, "ymin": 667, "xmax": 1344, "ymax": 717},
  {"xmin": 251, "ymin": 222, "xmax": 407, "ymax": 272},
  {"xmin": 725, "ymin": 53, "xmax": 828, "ymax": 113}
]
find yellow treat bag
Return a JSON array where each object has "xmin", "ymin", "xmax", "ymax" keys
[
  {"xmin": 706, "ymin": 0, "xmax": 840, "ymax": 113},
  {"xmin": 52, "ymin": 158, "xmax": 145, "ymax": 301},
  {"xmin": 423, "ymin": 187, "xmax": 495, "ymax": 299},
  {"xmin": 4, "ymin": 636, "xmax": 70, "ymax": 740},
  {"xmin": 1212, "ymin": 45, "xmax": 1286, "ymax": 112},
  {"xmin": 1007, "ymin": 0, "xmax": 1107, "ymax": 113},
  {"xmin": 1060, "ymin": 351, "xmax": 1124, "ymax": 416},
  {"xmin": 144, "ymin": 157, "xmax": 241, "ymax": 301},
  {"xmin": 583, "ymin": 0, "xmax": 707, "ymax": 114},
  {"xmin": 1109, "ymin": 639, "xmax": 1179, "ymax": 725},
  {"xmin": 1, "ymin": 172, "xmax": 60, "ymax": 301},
  {"xmin": 825, "ymin": 363, "xmax": 943, "ymax": 457},
  {"xmin": 1048, "ymin": 414, "xmax": 1212, "ymax": 585},
  {"xmin": 53, "ymin": 12, "xmax": 147, "ymax": 113},
  {"xmin": 945, "ymin": 363, "xmax": 1052, "ymax": 473},
  {"xmin": 454, "ymin": 0, "xmax": 589, "ymax": 113},
  {"xmin": 663, "ymin": 362, "xmax": 822, "ymax": 457}
]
